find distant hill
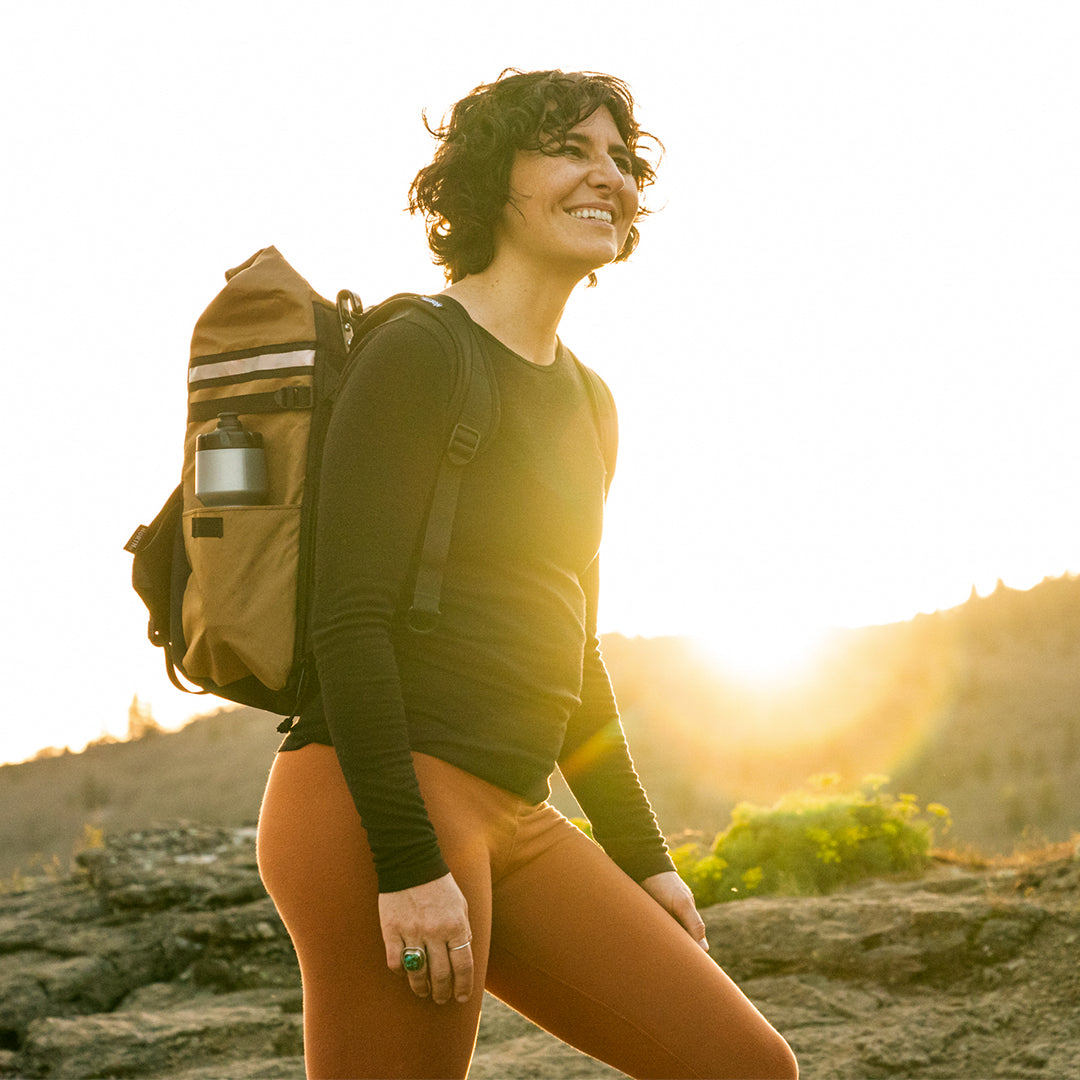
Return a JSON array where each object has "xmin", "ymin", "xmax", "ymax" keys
[
  {"xmin": 608, "ymin": 574, "xmax": 1080, "ymax": 854},
  {"xmin": 0, "ymin": 709, "xmax": 284, "ymax": 882},
  {"xmin": 2, "ymin": 575, "xmax": 1078, "ymax": 880}
]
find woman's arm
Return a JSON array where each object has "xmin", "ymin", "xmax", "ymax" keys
[
  {"xmin": 560, "ymin": 557, "xmax": 709, "ymax": 949},
  {"xmin": 311, "ymin": 317, "xmax": 454, "ymax": 892},
  {"xmin": 312, "ymin": 316, "xmax": 478, "ymax": 1001},
  {"xmin": 558, "ymin": 555, "xmax": 677, "ymax": 882}
]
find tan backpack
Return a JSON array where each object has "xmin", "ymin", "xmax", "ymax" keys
[{"xmin": 126, "ymin": 247, "xmax": 616, "ymax": 727}]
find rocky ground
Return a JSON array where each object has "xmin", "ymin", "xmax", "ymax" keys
[{"xmin": 1, "ymin": 825, "xmax": 1078, "ymax": 1079}]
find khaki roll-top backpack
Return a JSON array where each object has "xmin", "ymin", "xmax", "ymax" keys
[{"xmin": 126, "ymin": 246, "xmax": 615, "ymax": 730}]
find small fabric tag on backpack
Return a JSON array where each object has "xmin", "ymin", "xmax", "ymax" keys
[
  {"xmin": 124, "ymin": 525, "xmax": 149, "ymax": 554},
  {"xmin": 191, "ymin": 517, "xmax": 225, "ymax": 539}
]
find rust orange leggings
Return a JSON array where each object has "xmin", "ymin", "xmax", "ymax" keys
[{"xmin": 257, "ymin": 744, "xmax": 797, "ymax": 1079}]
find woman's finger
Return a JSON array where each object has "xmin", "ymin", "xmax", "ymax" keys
[
  {"xmin": 673, "ymin": 893, "xmax": 709, "ymax": 950},
  {"xmin": 401, "ymin": 943, "xmax": 432, "ymax": 997},
  {"xmin": 447, "ymin": 937, "xmax": 475, "ymax": 1003},
  {"xmin": 641, "ymin": 871, "xmax": 710, "ymax": 951},
  {"xmin": 427, "ymin": 941, "xmax": 455, "ymax": 1004}
]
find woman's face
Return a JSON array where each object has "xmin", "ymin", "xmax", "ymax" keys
[{"xmin": 495, "ymin": 106, "xmax": 639, "ymax": 281}]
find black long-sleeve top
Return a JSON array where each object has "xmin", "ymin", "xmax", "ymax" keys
[{"xmin": 280, "ymin": 299, "xmax": 674, "ymax": 893}]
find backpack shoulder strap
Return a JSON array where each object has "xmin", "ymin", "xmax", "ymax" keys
[
  {"xmin": 345, "ymin": 294, "xmax": 498, "ymax": 632},
  {"xmin": 573, "ymin": 358, "xmax": 619, "ymax": 497}
]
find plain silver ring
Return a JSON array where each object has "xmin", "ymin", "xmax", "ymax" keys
[{"xmin": 448, "ymin": 938, "xmax": 472, "ymax": 951}]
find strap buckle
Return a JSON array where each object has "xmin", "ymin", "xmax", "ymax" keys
[
  {"xmin": 274, "ymin": 385, "xmax": 313, "ymax": 409},
  {"xmin": 446, "ymin": 423, "xmax": 481, "ymax": 465}
]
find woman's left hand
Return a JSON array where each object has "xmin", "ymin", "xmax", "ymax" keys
[{"xmin": 640, "ymin": 870, "xmax": 710, "ymax": 952}]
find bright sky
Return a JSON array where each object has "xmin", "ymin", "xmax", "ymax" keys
[{"xmin": 2, "ymin": 1, "xmax": 1077, "ymax": 765}]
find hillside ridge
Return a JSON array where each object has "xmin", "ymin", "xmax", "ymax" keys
[{"xmin": 3, "ymin": 574, "xmax": 1078, "ymax": 882}]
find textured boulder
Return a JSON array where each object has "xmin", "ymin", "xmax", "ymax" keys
[
  {"xmin": 705, "ymin": 862, "xmax": 1080, "ymax": 1080},
  {"xmin": 20, "ymin": 1004, "xmax": 302, "ymax": 1079},
  {"xmin": 1, "ymin": 824, "xmax": 1078, "ymax": 1079},
  {"xmin": 702, "ymin": 882, "xmax": 1048, "ymax": 986}
]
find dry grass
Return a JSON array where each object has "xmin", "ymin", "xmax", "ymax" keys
[{"xmin": 933, "ymin": 833, "xmax": 1080, "ymax": 872}]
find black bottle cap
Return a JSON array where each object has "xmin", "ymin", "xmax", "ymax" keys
[{"xmin": 196, "ymin": 412, "xmax": 264, "ymax": 451}]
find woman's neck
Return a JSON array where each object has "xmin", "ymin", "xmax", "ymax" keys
[{"xmin": 440, "ymin": 262, "xmax": 579, "ymax": 367}]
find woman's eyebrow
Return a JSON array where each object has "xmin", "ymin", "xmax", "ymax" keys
[{"xmin": 562, "ymin": 131, "xmax": 632, "ymax": 158}]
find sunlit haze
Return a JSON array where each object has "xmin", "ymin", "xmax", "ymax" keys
[{"xmin": 3, "ymin": 1, "xmax": 1078, "ymax": 765}]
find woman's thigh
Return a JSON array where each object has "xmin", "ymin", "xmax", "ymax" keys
[
  {"xmin": 256, "ymin": 745, "xmax": 494, "ymax": 1080},
  {"xmin": 485, "ymin": 816, "xmax": 797, "ymax": 1080}
]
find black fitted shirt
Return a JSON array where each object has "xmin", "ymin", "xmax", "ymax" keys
[{"xmin": 280, "ymin": 299, "xmax": 674, "ymax": 892}]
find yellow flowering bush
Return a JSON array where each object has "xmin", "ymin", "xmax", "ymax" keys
[{"xmin": 671, "ymin": 775, "xmax": 949, "ymax": 907}]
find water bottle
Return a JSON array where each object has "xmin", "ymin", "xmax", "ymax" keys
[{"xmin": 194, "ymin": 413, "xmax": 268, "ymax": 506}]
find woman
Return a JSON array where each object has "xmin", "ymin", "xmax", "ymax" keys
[{"xmin": 257, "ymin": 69, "xmax": 797, "ymax": 1080}]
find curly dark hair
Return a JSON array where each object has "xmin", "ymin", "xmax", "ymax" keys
[{"xmin": 409, "ymin": 69, "xmax": 661, "ymax": 284}]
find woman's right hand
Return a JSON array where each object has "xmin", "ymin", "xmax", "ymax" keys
[{"xmin": 379, "ymin": 872, "xmax": 475, "ymax": 1004}]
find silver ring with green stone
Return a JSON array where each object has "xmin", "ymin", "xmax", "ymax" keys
[{"xmin": 401, "ymin": 947, "xmax": 427, "ymax": 973}]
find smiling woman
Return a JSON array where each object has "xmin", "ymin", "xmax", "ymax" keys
[
  {"xmin": 255, "ymin": 68, "xmax": 797, "ymax": 1080},
  {"xmin": 494, "ymin": 108, "xmax": 640, "ymax": 287},
  {"xmin": 409, "ymin": 68, "xmax": 658, "ymax": 292}
]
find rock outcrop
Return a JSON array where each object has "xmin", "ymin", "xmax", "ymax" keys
[{"xmin": 1, "ymin": 825, "xmax": 1078, "ymax": 1079}]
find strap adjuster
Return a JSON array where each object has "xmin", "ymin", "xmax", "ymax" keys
[
  {"xmin": 274, "ymin": 385, "xmax": 313, "ymax": 409},
  {"xmin": 446, "ymin": 422, "xmax": 481, "ymax": 465}
]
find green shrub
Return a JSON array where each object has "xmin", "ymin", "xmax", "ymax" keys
[{"xmin": 672, "ymin": 775, "xmax": 950, "ymax": 907}]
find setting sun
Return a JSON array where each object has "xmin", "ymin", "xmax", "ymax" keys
[{"xmin": 689, "ymin": 621, "xmax": 832, "ymax": 688}]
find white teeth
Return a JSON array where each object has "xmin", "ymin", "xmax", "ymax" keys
[{"xmin": 568, "ymin": 208, "xmax": 613, "ymax": 224}]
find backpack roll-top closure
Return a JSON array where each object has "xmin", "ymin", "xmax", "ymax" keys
[{"xmin": 191, "ymin": 246, "xmax": 320, "ymax": 358}]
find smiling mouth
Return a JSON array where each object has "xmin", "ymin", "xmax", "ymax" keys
[{"xmin": 567, "ymin": 208, "xmax": 614, "ymax": 225}]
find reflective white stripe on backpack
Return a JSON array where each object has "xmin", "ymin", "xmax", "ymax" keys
[{"xmin": 189, "ymin": 349, "xmax": 316, "ymax": 384}]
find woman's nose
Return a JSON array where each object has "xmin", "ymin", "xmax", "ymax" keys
[{"xmin": 589, "ymin": 155, "xmax": 625, "ymax": 193}]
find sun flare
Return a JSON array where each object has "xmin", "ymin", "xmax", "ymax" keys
[{"xmin": 689, "ymin": 620, "xmax": 832, "ymax": 688}]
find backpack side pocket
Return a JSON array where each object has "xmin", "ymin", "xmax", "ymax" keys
[{"xmin": 180, "ymin": 504, "xmax": 300, "ymax": 690}]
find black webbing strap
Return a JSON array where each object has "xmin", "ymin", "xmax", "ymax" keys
[
  {"xmin": 342, "ymin": 294, "xmax": 497, "ymax": 634},
  {"xmin": 404, "ymin": 299, "xmax": 496, "ymax": 632},
  {"xmin": 188, "ymin": 385, "xmax": 313, "ymax": 423},
  {"xmin": 163, "ymin": 505, "xmax": 210, "ymax": 696},
  {"xmin": 163, "ymin": 647, "xmax": 209, "ymax": 696},
  {"xmin": 407, "ymin": 420, "xmax": 482, "ymax": 631}
]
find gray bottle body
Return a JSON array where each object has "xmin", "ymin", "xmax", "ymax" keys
[{"xmin": 194, "ymin": 414, "xmax": 268, "ymax": 506}]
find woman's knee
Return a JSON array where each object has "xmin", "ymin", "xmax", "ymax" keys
[
  {"xmin": 691, "ymin": 1007, "xmax": 797, "ymax": 1080},
  {"xmin": 744, "ymin": 1027, "xmax": 799, "ymax": 1080}
]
